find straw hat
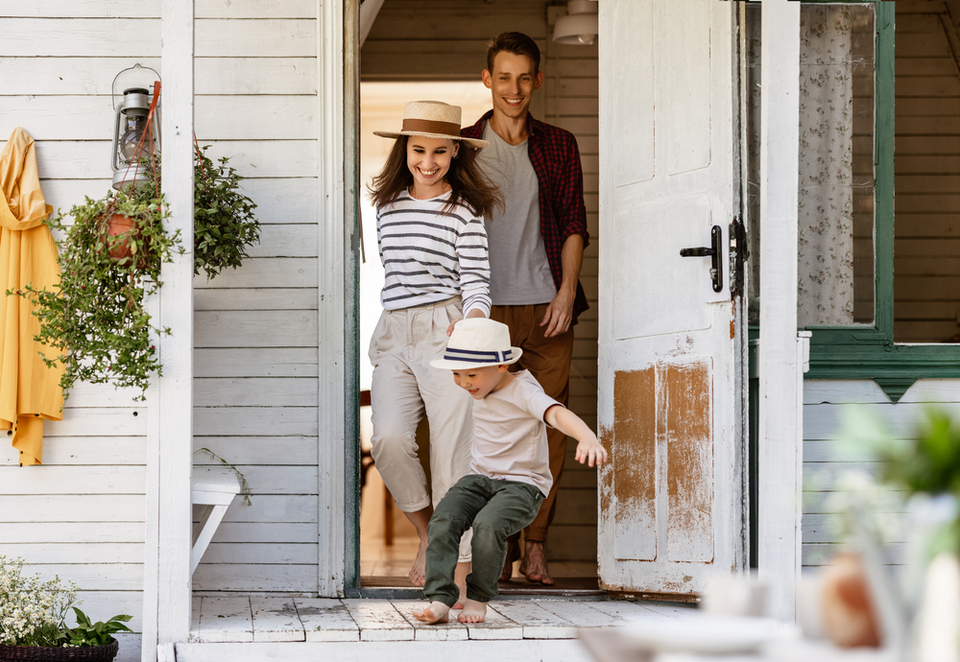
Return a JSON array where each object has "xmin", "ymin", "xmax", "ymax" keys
[
  {"xmin": 374, "ymin": 100, "xmax": 488, "ymax": 149},
  {"xmin": 431, "ymin": 318, "xmax": 523, "ymax": 370}
]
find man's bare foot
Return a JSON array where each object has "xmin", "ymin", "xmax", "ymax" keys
[
  {"xmin": 414, "ymin": 601, "xmax": 450, "ymax": 624},
  {"xmin": 520, "ymin": 540, "xmax": 555, "ymax": 585},
  {"xmin": 499, "ymin": 538, "xmax": 520, "ymax": 582},
  {"xmin": 408, "ymin": 537, "xmax": 427, "ymax": 586},
  {"xmin": 453, "ymin": 560, "xmax": 470, "ymax": 609},
  {"xmin": 457, "ymin": 599, "xmax": 487, "ymax": 623}
]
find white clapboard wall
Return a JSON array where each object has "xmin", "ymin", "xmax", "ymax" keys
[
  {"xmin": 801, "ymin": 379, "xmax": 960, "ymax": 569},
  {"xmin": 361, "ymin": 1, "xmax": 601, "ymax": 563},
  {"xmin": 0, "ymin": 1, "xmax": 320, "ymax": 658}
]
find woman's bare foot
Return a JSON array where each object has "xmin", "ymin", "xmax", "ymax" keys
[
  {"xmin": 457, "ymin": 599, "xmax": 487, "ymax": 623},
  {"xmin": 408, "ymin": 537, "xmax": 427, "ymax": 586},
  {"xmin": 499, "ymin": 539, "xmax": 520, "ymax": 581},
  {"xmin": 520, "ymin": 540, "xmax": 555, "ymax": 585},
  {"xmin": 453, "ymin": 560, "xmax": 471, "ymax": 609},
  {"xmin": 414, "ymin": 601, "xmax": 450, "ymax": 624},
  {"xmin": 402, "ymin": 506, "xmax": 433, "ymax": 587}
]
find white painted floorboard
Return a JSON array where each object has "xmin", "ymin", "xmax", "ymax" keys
[{"xmin": 189, "ymin": 596, "xmax": 677, "ymax": 644}]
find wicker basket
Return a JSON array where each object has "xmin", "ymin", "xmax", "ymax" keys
[{"xmin": 0, "ymin": 639, "xmax": 118, "ymax": 662}]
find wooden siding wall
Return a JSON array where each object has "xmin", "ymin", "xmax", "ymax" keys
[
  {"xmin": 801, "ymin": 379, "xmax": 960, "ymax": 568},
  {"xmin": 895, "ymin": 1, "xmax": 960, "ymax": 342},
  {"xmin": 0, "ymin": 1, "xmax": 320, "ymax": 658},
  {"xmin": 361, "ymin": 0, "xmax": 600, "ymax": 563}
]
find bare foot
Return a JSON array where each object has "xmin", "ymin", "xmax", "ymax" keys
[
  {"xmin": 457, "ymin": 599, "xmax": 487, "ymax": 623},
  {"xmin": 408, "ymin": 537, "xmax": 427, "ymax": 586},
  {"xmin": 499, "ymin": 538, "xmax": 520, "ymax": 582},
  {"xmin": 520, "ymin": 540, "xmax": 555, "ymax": 585},
  {"xmin": 454, "ymin": 560, "xmax": 471, "ymax": 609},
  {"xmin": 414, "ymin": 601, "xmax": 450, "ymax": 624}
]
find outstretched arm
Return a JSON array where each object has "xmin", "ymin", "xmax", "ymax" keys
[{"xmin": 544, "ymin": 404, "xmax": 608, "ymax": 468}]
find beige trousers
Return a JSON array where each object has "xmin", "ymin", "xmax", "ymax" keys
[{"xmin": 368, "ymin": 298, "xmax": 474, "ymax": 559}]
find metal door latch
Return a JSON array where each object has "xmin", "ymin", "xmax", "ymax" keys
[{"xmin": 680, "ymin": 225, "xmax": 723, "ymax": 293}]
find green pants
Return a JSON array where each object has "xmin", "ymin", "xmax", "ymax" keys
[{"xmin": 424, "ymin": 474, "xmax": 544, "ymax": 607}]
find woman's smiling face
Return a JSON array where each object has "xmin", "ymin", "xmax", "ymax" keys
[{"xmin": 406, "ymin": 136, "xmax": 458, "ymax": 199}]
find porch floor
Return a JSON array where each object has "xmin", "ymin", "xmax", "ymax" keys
[{"xmin": 188, "ymin": 595, "xmax": 694, "ymax": 644}]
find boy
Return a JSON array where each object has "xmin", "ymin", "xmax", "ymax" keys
[{"xmin": 414, "ymin": 318, "xmax": 607, "ymax": 624}]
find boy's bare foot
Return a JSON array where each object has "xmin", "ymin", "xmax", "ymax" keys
[
  {"xmin": 520, "ymin": 540, "xmax": 555, "ymax": 585},
  {"xmin": 457, "ymin": 599, "xmax": 487, "ymax": 623},
  {"xmin": 454, "ymin": 560, "xmax": 470, "ymax": 609},
  {"xmin": 408, "ymin": 538, "xmax": 427, "ymax": 586},
  {"xmin": 499, "ymin": 539, "xmax": 520, "ymax": 581},
  {"xmin": 414, "ymin": 601, "xmax": 451, "ymax": 624}
]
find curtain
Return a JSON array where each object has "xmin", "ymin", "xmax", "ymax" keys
[{"xmin": 797, "ymin": 6, "xmax": 856, "ymax": 326}]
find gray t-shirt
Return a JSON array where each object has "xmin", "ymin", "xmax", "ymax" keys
[{"xmin": 477, "ymin": 122, "xmax": 557, "ymax": 306}]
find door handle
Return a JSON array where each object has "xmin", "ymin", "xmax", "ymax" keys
[{"xmin": 680, "ymin": 225, "xmax": 723, "ymax": 293}]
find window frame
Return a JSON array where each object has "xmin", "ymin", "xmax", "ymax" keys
[{"xmin": 802, "ymin": 1, "xmax": 960, "ymax": 401}]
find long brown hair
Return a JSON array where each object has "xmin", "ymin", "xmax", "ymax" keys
[{"xmin": 368, "ymin": 135, "xmax": 503, "ymax": 218}]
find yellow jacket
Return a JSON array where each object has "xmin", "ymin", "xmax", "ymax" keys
[{"xmin": 0, "ymin": 127, "xmax": 65, "ymax": 466}]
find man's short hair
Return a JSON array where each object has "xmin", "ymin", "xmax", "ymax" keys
[{"xmin": 486, "ymin": 31, "xmax": 541, "ymax": 76}]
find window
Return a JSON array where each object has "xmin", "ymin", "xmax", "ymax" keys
[{"xmin": 747, "ymin": 2, "xmax": 960, "ymax": 402}]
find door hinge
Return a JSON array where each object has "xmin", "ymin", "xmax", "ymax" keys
[{"xmin": 729, "ymin": 216, "xmax": 746, "ymax": 300}]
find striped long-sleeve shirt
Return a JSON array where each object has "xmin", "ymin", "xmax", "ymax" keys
[{"xmin": 376, "ymin": 191, "xmax": 491, "ymax": 316}]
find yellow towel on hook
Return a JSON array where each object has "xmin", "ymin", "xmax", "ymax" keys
[{"xmin": 0, "ymin": 127, "xmax": 65, "ymax": 466}]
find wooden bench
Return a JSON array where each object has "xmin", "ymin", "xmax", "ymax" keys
[{"xmin": 191, "ymin": 467, "xmax": 241, "ymax": 575}]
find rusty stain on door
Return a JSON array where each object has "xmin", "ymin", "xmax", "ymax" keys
[
  {"xmin": 612, "ymin": 367, "xmax": 657, "ymax": 561},
  {"xmin": 609, "ymin": 359, "xmax": 714, "ymax": 564}
]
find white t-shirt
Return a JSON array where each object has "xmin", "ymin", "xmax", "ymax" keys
[{"xmin": 470, "ymin": 370, "xmax": 559, "ymax": 496}]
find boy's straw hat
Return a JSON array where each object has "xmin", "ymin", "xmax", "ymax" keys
[
  {"xmin": 431, "ymin": 318, "xmax": 523, "ymax": 370},
  {"xmin": 374, "ymin": 100, "xmax": 488, "ymax": 149}
]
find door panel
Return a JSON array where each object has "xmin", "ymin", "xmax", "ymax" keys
[{"xmin": 598, "ymin": 0, "xmax": 746, "ymax": 598}]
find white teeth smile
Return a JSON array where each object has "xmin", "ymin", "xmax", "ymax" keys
[{"xmin": 420, "ymin": 169, "xmax": 438, "ymax": 176}]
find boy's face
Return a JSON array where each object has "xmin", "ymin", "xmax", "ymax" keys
[{"xmin": 452, "ymin": 364, "xmax": 510, "ymax": 400}]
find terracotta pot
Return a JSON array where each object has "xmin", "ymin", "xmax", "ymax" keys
[
  {"xmin": 104, "ymin": 213, "xmax": 136, "ymax": 262},
  {"xmin": 0, "ymin": 638, "xmax": 118, "ymax": 662},
  {"xmin": 821, "ymin": 551, "xmax": 881, "ymax": 648}
]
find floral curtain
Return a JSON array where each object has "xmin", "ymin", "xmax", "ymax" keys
[{"xmin": 797, "ymin": 6, "xmax": 856, "ymax": 326}]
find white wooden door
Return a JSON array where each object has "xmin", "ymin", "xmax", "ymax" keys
[{"xmin": 597, "ymin": 0, "xmax": 747, "ymax": 598}]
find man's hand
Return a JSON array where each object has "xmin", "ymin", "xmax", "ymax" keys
[{"xmin": 540, "ymin": 289, "xmax": 574, "ymax": 338}]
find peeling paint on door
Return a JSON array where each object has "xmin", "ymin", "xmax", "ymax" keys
[
  {"xmin": 665, "ymin": 361, "xmax": 714, "ymax": 563},
  {"xmin": 612, "ymin": 367, "xmax": 657, "ymax": 561}
]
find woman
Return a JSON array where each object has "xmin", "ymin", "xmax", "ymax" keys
[{"xmin": 368, "ymin": 100, "xmax": 502, "ymax": 589}]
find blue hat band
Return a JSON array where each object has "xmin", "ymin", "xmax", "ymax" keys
[{"xmin": 442, "ymin": 347, "xmax": 512, "ymax": 364}]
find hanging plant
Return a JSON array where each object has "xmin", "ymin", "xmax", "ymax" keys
[
  {"xmin": 15, "ymin": 188, "xmax": 181, "ymax": 401},
  {"xmin": 144, "ymin": 143, "xmax": 260, "ymax": 280}
]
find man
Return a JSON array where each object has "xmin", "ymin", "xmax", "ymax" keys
[{"xmin": 462, "ymin": 31, "xmax": 589, "ymax": 586}]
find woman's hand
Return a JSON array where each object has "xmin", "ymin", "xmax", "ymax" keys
[{"xmin": 447, "ymin": 308, "xmax": 486, "ymax": 336}]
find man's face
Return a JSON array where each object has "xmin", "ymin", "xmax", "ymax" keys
[{"xmin": 482, "ymin": 51, "xmax": 543, "ymax": 121}]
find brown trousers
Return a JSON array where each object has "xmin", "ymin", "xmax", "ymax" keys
[{"xmin": 489, "ymin": 304, "xmax": 574, "ymax": 542}]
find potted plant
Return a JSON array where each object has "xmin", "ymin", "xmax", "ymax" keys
[
  {"xmin": 0, "ymin": 555, "xmax": 132, "ymax": 662},
  {"xmin": 140, "ymin": 144, "xmax": 260, "ymax": 279},
  {"xmin": 189, "ymin": 144, "xmax": 260, "ymax": 279},
  {"xmin": 16, "ymin": 186, "xmax": 180, "ymax": 401}
]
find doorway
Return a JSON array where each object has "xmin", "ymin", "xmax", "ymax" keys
[{"xmin": 357, "ymin": 2, "xmax": 602, "ymax": 591}]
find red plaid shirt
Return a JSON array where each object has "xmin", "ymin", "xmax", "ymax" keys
[{"xmin": 462, "ymin": 111, "xmax": 590, "ymax": 322}]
